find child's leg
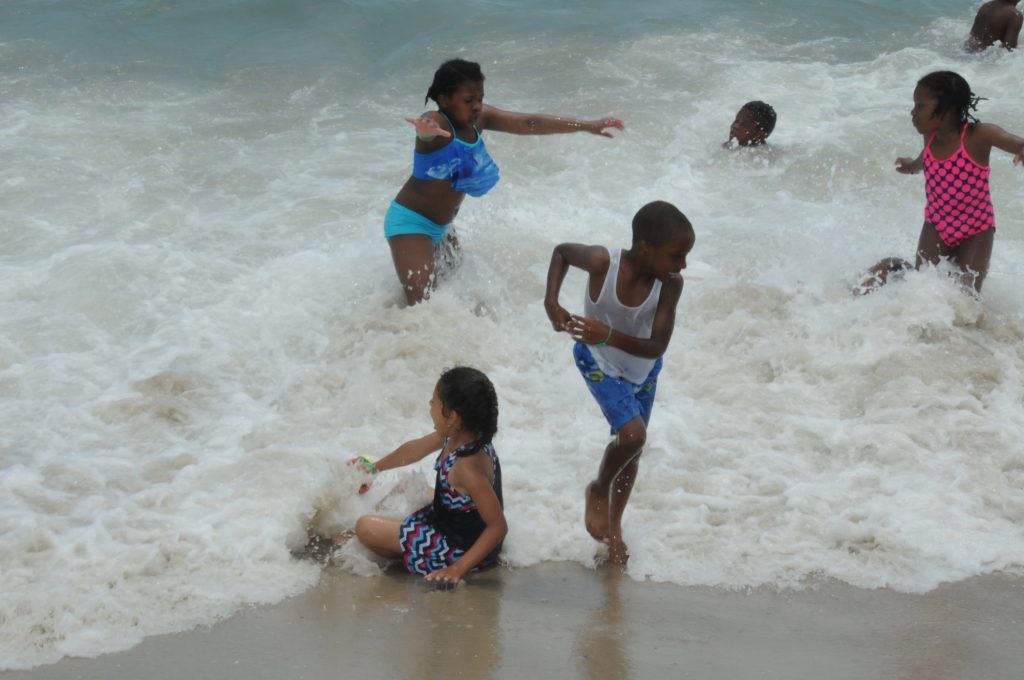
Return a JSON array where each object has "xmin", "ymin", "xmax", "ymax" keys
[
  {"xmin": 585, "ymin": 416, "xmax": 646, "ymax": 545},
  {"xmin": 953, "ymin": 229, "xmax": 994, "ymax": 292},
  {"xmin": 606, "ymin": 454, "xmax": 640, "ymax": 565},
  {"xmin": 388, "ymin": 234, "xmax": 436, "ymax": 305},
  {"xmin": 354, "ymin": 515, "xmax": 404, "ymax": 558},
  {"xmin": 915, "ymin": 221, "xmax": 946, "ymax": 269}
]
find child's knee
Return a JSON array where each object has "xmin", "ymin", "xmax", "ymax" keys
[
  {"xmin": 354, "ymin": 515, "xmax": 374, "ymax": 542},
  {"xmin": 617, "ymin": 420, "xmax": 647, "ymax": 451}
]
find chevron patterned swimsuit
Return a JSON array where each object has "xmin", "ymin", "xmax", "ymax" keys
[
  {"xmin": 398, "ymin": 440, "xmax": 503, "ymax": 576},
  {"xmin": 923, "ymin": 124, "xmax": 995, "ymax": 248}
]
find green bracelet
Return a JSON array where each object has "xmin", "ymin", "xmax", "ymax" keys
[
  {"xmin": 357, "ymin": 455, "xmax": 377, "ymax": 474},
  {"xmin": 593, "ymin": 326, "xmax": 613, "ymax": 348}
]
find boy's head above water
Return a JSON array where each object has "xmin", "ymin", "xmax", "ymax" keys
[
  {"xmin": 728, "ymin": 100, "xmax": 777, "ymax": 147},
  {"xmin": 631, "ymin": 201, "xmax": 695, "ymax": 277}
]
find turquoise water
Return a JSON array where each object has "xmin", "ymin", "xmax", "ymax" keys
[{"xmin": 3, "ymin": 0, "xmax": 1024, "ymax": 671}]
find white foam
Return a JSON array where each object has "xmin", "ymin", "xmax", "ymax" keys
[{"xmin": 2, "ymin": 1, "xmax": 1024, "ymax": 670}]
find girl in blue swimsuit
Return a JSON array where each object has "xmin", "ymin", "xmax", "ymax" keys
[
  {"xmin": 352, "ymin": 366, "xmax": 505, "ymax": 585},
  {"xmin": 388, "ymin": 58, "xmax": 625, "ymax": 305}
]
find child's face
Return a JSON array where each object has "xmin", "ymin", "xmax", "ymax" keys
[
  {"xmin": 729, "ymin": 107, "xmax": 766, "ymax": 146},
  {"xmin": 911, "ymin": 84, "xmax": 945, "ymax": 134},
  {"xmin": 437, "ymin": 80, "xmax": 485, "ymax": 129},
  {"xmin": 429, "ymin": 387, "xmax": 451, "ymax": 437},
  {"xmin": 644, "ymin": 231, "xmax": 695, "ymax": 278}
]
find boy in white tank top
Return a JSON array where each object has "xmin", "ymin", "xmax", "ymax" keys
[{"xmin": 544, "ymin": 201, "xmax": 695, "ymax": 564}]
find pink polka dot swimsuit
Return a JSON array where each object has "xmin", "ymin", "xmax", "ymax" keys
[{"xmin": 923, "ymin": 124, "xmax": 995, "ymax": 248}]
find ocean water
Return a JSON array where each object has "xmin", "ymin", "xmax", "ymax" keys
[{"xmin": 3, "ymin": 0, "xmax": 1024, "ymax": 670}]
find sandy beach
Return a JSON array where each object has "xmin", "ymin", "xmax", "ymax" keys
[{"xmin": 5, "ymin": 563, "xmax": 1022, "ymax": 680}]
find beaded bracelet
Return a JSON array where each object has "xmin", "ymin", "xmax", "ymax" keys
[{"xmin": 593, "ymin": 326, "xmax": 613, "ymax": 348}]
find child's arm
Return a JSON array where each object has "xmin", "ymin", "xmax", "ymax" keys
[
  {"xmin": 568, "ymin": 275, "xmax": 684, "ymax": 359},
  {"xmin": 404, "ymin": 112, "xmax": 452, "ymax": 142},
  {"xmin": 543, "ymin": 243, "xmax": 610, "ymax": 331},
  {"xmin": 895, "ymin": 149, "xmax": 925, "ymax": 174},
  {"xmin": 976, "ymin": 123, "xmax": 1024, "ymax": 165},
  {"xmin": 1004, "ymin": 12, "xmax": 1022, "ymax": 49},
  {"xmin": 361, "ymin": 433, "xmax": 443, "ymax": 473},
  {"xmin": 423, "ymin": 456, "xmax": 507, "ymax": 584},
  {"xmin": 479, "ymin": 105, "xmax": 624, "ymax": 138}
]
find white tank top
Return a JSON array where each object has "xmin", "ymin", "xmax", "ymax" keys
[{"xmin": 583, "ymin": 248, "xmax": 662, "ymax": 384}]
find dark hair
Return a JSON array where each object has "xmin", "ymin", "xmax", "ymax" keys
[
  {"xmin": 436, "ymin": 366, "xmax": 498, "ymax": 457},
  {"xmin": 425, "ymin": 59, "xmax": 485, "ymax": 106},
  {"xmin": 917, "ymin": 71, "xmax": 983, "ymax": 125},
  {"xmin": 743, "ymin": 100, "xmax": 777, "ymax": 136},
  {"xmin": 632, "ymin": 200, "xmax": 693, "ymax": 247}
]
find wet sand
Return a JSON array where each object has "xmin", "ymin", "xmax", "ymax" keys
[{"xmin": 5, "ymin": 563, "xmax": 1023, "ymax": 680}]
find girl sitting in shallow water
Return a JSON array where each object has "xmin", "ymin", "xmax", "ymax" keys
[{"xmin": 348, "ymin": 366, "xmax": 505, "ymax": 584}]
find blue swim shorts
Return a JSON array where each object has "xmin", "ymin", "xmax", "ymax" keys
[
  {"xmin": 384, "ymin": 201, "xmax": 449, "ymax": 244},
  {"xmin": 573, "ymin": 342, "xmax": 663, "ymax": 433}
]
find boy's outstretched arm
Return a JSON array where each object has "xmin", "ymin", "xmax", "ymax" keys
[
  {"xmin": 543, "ymin": 243, "xmax": 610, "ymax": 332},
  {"xmin": 568, "ymin": 275, "xmax": 684, "ymax": 359}
]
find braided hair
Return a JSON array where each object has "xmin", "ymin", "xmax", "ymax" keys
[
  {"xmin": 436, "ymin": 366, "xmax": 498, "ymax": 457},
  {"xmin": 425, "ymin": 59, "xmax": 485, "ymax": 106},
  {"xmin": 917, "ymin": 71, "xmax": 984, "ymax": 125}
]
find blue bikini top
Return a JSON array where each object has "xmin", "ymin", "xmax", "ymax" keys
[{"xmin": 411, "ymin": 112, "xmax": 500, "ymax": 197}]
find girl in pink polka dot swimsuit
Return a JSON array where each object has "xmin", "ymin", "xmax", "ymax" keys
[{"xmin": 895, "ymin": 71, "xmax": 1024, "ymax": 292}]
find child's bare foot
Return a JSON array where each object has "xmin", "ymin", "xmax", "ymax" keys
[
  {"xmin": 584, "ymin": 481, "xmax": 611, "ymax": 543},
  {"xmin": 607, "ymin": 537, "xmax": 630, "ymax": 565}
]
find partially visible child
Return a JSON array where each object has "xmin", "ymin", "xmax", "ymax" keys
[
  {"xmin": 351, "ymin": 367, "xmax": 505, "ymax": 584},
  {"xmin": 964, "ymin": 0, "xmax": 1022, "ymax": 52},
  {"xmin": 852, "ymin": 257, "xmax": 913, "ymax": 295},
  {"xmin": 724, "ymin": 100, "xmax": 777, "ymax": 147},
  {"xmin": 544, "ymin": 201, "xmax": 695, "ymax": 564},
  {"xmin": 894, "ymin": 71, "xmax": 1024, "ymax": 293}
]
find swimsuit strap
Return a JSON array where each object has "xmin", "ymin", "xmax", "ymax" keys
[
  {"xmin": 438, "ymin": 111, "xmax": 457, "ymax": 138},
  {"xmin": 438, "ymin": 110, "xmax": 479, "ymax": 144}
]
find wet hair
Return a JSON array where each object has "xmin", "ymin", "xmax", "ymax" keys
[
  {"xmin": 917, "ymin": 71, "xmax": 984, "ymax": 125},
  {"xmin": 742, "ymin": 100, "xmax": 777, "ymax": 137},
  {"xmin": 436, "ymin": 366, "xmax": 498, "ymax": 457},
  {"xmin": 425, "ymin": 59, "xmax": 485, "ymax": 106},
  {"xmin": 631, "ymin": 200, "xmax": 694, "ymax": 247}
]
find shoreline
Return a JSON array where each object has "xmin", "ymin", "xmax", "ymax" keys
[{"xmin": 5, "ymin": 563, "xmax": 1022, "ymax": 679}]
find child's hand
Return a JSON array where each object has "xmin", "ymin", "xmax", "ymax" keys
[
  {"xmin": 545, "ymin": 302, "xmax": 573, "ymax": 332},
  {"xmin": 584, "ymin": 117, "xmax": 625, "ymax": 138},
  {"xmin": 404, "ymin": 116, "xmax": 452, "ymax": 139},
  {"xmin": 568, "ymin": 315, "xmax": 611, "ymax": 346},
  {"xmin": 347, "ymin": 456, "xmax": 376, "ymax": 494},
  {"xmin": 895, "ymin": 157, "xmax": 918, "ymax": 174},
  {"xmin": 1014, "ymin": 146, "xmax": 1023, "ymax": 166},
  {"xmin": 424, "ymin": 564, "xmax": 464, "ymax": 585}
]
